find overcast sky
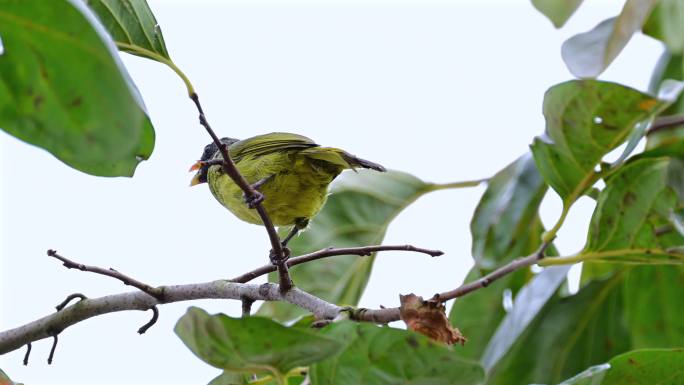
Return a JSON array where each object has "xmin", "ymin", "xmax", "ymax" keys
[{"xmin": 1, "ymin": 1, "xmax": 661, "ymax": 384}]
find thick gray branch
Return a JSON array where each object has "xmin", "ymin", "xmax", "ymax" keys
[{"xmin": 0, "ymin": 281, "xmax": 340, "ymax": 355}]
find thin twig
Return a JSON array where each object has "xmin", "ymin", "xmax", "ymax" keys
[
  {"xmin": 189, "ymin": 93, "xmax": 292, "ymax": 293},
  {"xmin": 434, "ymin": 241, "xmax": 551, "ymax": 301},
  {"xmin": 137, "ymin": 306, "xmax": 159, "ymax": 334},
  {"xmin": 241, "ymin": 298, "xmax": 255, "ymax": 317},
  {"xmin": 22, "ymin": 343, "xmax": 31, "ymax": 365},
  {"xmin": 55, "ymin": 293, "xmax": 87, "ymax": 311},
  {"xmin": 646, "ymin": 114, "xmax": 684, "ymax": 136},
  {"xmin": 47, "ymin": 334, "xmax": 58, "ymax": 364},
  {"xmin": 349, "ymin": 240, "xmax": 553, "ymax": 324},
  {"xmin": 230, "ymin": 244, "xmax": 443, "ymax": 283},
  {"xmin": 48, "ymin": 250, "xmax": 164, "ymax": 301}
]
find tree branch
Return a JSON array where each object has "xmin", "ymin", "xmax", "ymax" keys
[
  {"xmin": 0, "ymin": 243, "xmax": 441, "ymax": 356},
  {"xmin": 349, "ymin": 241, "xmax": 553, "ymax": 324},
  {"xmin": 646, "ymin": 113, "xmax": 684, "ymax": 136},
  {"xmin": 189, "ymin": 92, "xmax": 293, "ymax": 292},
  {"xmin": 48, "ymin": 250, "xmax": 164, "ymax": 300},
  {"xmin": 230, "ymin": 244, "xmax": 443, "ymax": 283},
  {"xmin": 0, "ymin": 281, "xmax": 340, "ymax": 355}
]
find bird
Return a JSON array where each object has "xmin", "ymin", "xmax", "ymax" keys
[{"xmin": 190, "ymin": 132, "xmax": 385, "ymax": 247}]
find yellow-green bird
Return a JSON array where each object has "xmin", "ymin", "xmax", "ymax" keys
[{"xmin": 190, "ymin": 132, "xmax": 385, "ymax": 246}]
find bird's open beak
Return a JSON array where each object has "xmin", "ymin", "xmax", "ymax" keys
[
  {"xmin": 189, "ymin": 160, "xmax": 204, "ymax": 186},
  {"xmin": 190, "ymin": 173, "xmax": 202, "ymax": 186}
]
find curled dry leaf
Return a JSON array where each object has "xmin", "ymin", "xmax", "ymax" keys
[{"xmin": 399, "ymin": 294, "xmax": 466, "ymax": 345}]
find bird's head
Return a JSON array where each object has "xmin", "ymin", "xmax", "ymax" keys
[{"xmin": 189, "ymin": 137, "xmax": 239, "ymax": 186}]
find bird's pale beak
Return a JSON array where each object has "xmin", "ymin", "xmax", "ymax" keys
[
  {"xmin": 189, "ymin": 160, "xmax": 204, "ymax": 186},
  {"xmin": 190, "ymin": 173, "xmax": 202, "ymax": 186}
]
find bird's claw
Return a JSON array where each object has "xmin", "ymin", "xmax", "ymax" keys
[
  {"xmin": 243, "ymin": 191, "xmax": 264, "ymax": 209},
  {"xmin": 269, "ymin": 247, "xmax": 291, "ymax": 265}
]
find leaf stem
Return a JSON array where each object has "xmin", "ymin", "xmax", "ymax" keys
[
  {"xmin": 115, "ymin": 42, "xmax": 195, "ymax": 96},
  {"xmin": 427, "ymin": 178, "xmax": 487, "ymax": 191},
  {"xmin": 539, "ymin": 248, "xmax": 684, "ymax": 266}
]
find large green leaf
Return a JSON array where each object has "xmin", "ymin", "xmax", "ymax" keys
[
  {"xmin": 561, "ymin": 0, "xmax": 657, "ymax": 78},
  {"xmin": 486, "ymin": 275, "xmax": 631, "ymax": 385},
  {"xmin": 470, "ymin": 153, "xmax": 548, "ymax": 269},
  {"xmin": 480, "ymin": 265, "xmax": 571, "ymax": 372},
  {"xmin": 623, "ymin": 266, "xmax": 684, "ymax": 348},
  {"xmin": 582, "ymin": 157, "xmax": 684, "ymax": 264},
  {"xmin": 259, "ymin": 170, "xmax": 435, "ymax": 321},
  {"xmin": 0, "ymin": 0, "xmax": 154, "ymax": 176},
  {"xmin": 175, "ymin": 307, "xmax": 342, "ymax": 380},
  {"xmin": 84, "ymin": 0, "xmax": 169, "ymax": 60},
  {"xmin": 451, "ymin": 153, "xmax": 549, "ymax": 361},
  {"xmin": 531, "ymin": 0, "xmax": 583, "ymax": 28},
  {"xmin": 531, "ymin": 80, "xmax": 669, "ymax": 203},
  {"xmin": 558, "ymin": 349, "xmax": 684, "ymax": 385},
  {"xmin": 309, "ymin": 322, "xmax": 485, "ymax": 385},
  {"xmin": 643, "ymin": 0, "xmax": 684, "ymax": 53}
]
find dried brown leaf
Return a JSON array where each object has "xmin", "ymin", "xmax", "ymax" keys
[{"xmin": 399, "ymin": 294, "xmax": 466, "ymax": 345}]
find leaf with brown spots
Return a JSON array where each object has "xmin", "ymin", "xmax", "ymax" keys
[
  {"xmin": 310, "ymin": 321, "xmax": 484, "ymax": 385},
  {"xmin": 400, "ymin": 294, "xmax": 466, "ymax": 345},
  {"xmin": 557, "ymin": 348, "xmax": 684, "ymax": 384},
  {"xmin": 531, "ymin": 80, "xmax": 678, "ymax": 204},
  {"xmin": 174, "ymin": 307, "xmax": 342, "ymax": 380},
  {"xmin": 582, "ymin": 157, "xmax": 684, "ymax": 264}
]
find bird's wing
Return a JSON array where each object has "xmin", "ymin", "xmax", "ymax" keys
[{"xmin": 229, "ymin": 132, "xmax": 319, "ymax": 162}]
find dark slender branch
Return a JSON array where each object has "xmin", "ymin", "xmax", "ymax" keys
[
  {"xmin": 22, "ymin": 343, "xmax": 31, "ymax": 365},
  {"xmin": 47, "ymin": 334, "xmax": 58, "ymax": 364},
  {"xmin": 230, "ymin": 244, "xmax": 443, "ymax": 283},
  {"xmin": 137, "ymin": 306, "xmax": 159, "ymax": 334},
  {"xmin": 646, "ymin": 114, "xmax": 684, "ymax": 136},
  {"xmin": 434, "ymin": 241, "xmax": 551, "ymax": 301},
  {"xmin": 48, "ymin": 250, "xmax": 164, "ymax": 301},
  {"xmin": 189, "ymin": 93, "xmax": 292, "ymax": 293},
  {"xmin": 349, "ymin": 240, "xmax": 553, "ymax": 323},
  {"xmin": 55, "ymin": 293, "xmax": 87, "ymax": 311}
]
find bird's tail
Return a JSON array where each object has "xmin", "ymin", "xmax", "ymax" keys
[
  {"xmin": 341, "ymin": 153, "xmax": 386, "ymax": 172},
  {"xmin": 301, "ymin": 147, "xmax": 386, "ymax": 172}
]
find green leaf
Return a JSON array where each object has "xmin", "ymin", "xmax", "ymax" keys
[
  {"xmin": 309, "ymin": 322, "xmax": 485, "ymax": 385},
  {"xmin": 453, "ymin": 153, "xmax": 557, "ymax": 362},
  {"xmin": 623, "ymin": 266, "xmax": 684, "ymax": 347},
  {"xmin": 561, "ymin": 0, "xmax": 657, "ymax": 78},
  {"xmin": 84, "ymin": 0, "xmax": 169, "ymax": 60},
  {"xmin": 531, "ymin": 0, "xmax": 583, "ymax": 28},
  {"xmin": 583, "ymin": 157, "xmax": 684, "ymax": 264},
  {"xmin": 0, "ymin": 0, "xmax": 155, "ymax": 177},
  {"xmin": 207, "ymin": 372, "xmax": 249, "ymax": 385},
  {"xmin": 175, "ymin": 307, "xmax": 342, "ymax": 379},
  {"xmin": 531, "ymin": 80, "xmax": 669, "ymax": 203},
  {"xmin": 486, "ymin": 275, "xmax": 631, "ymax": 385},
  {"xmin": 643, "ymin": 0, "xmax": 684, "ymax": 53},
  {"xmin": 258, "ymin": 170, "xmax": 433, "ymax": 321},
  {"xmin": 644, "ymin": 125, "xmax": 684, "ymax": 159},
  {"xmin": 558, "ymin": 349, "xmax": 684, "ymax": 385},
  {"xmin": 470, "ymin": 153, "xmax": 548, "ymax": 270},
  {"xmin": 481, "ymin": 265, "xmax": 571, "ymax": 372}
]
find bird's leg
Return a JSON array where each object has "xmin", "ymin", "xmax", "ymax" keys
[
  {"xmin": 243, "ymin": 175, "xmax": 275, "ymax": 209},
  {"xmin": 281, "ymin": 218, "xmax": 310, "ymax": 247}
]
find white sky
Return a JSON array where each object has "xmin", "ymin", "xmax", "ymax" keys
[{"xmin": 0, "ymin": 1, "xmax": 662, "ymax": 384}]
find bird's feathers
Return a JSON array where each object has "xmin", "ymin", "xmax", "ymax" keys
[{"xmin": 229, "ymin": 132, "xmax": 318, "ymax": 162}]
